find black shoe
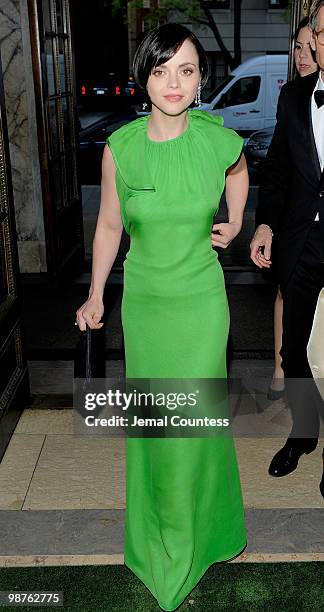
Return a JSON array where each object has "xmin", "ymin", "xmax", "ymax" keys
[
  {"xmin": 267, "ymin": 386, "xmax": 285, "ymax": 401},
  {"xmin": 268, "ymin": 437, "xmax": 318, "ymax": 477},
  {"xmin": 320, "ymin": 449, "xmax": 324, "ymax": 498}
]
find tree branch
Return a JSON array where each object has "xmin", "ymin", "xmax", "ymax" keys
[{"xmin": 199, "ymin": 1, "xmax": 235, "ymax": 69}]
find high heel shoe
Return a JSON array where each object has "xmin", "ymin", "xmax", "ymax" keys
[
  {"xmin": 267, "ymin": 386, "xmax": 285, "ymax": 401},
  {"xmin": 320, "ymin": 448, "xmax": 324, "ymax": 498},
  {"xmin": 267, "ymin": 372, "xmax": 285, "ymax": 401}
]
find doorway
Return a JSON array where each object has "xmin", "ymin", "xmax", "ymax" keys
[{"xmin": 0, "ymin": 52, "xmax": 30, "ymax": 461}]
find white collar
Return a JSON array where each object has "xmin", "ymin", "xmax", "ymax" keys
[{"xmin": 317, "ymin": 71, "xmax": 324, "ymax": 91}]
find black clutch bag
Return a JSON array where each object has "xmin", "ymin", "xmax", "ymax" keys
[{"xmin": 74, "ymin": 325, "xmax": 106, "ymax": 381}]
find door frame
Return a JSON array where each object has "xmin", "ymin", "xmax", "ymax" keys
[
  {"xmin": 28, "ymin": 0, "xmax": 85, "ymax": 281},
  {"xmin": 0, "ymin": 50, "xmax": 30, "ymax": 461}
]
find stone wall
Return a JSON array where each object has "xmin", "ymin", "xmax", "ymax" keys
[{"xmin": 0, "ymin": 0, "xmax": 46, "ymax": 272}]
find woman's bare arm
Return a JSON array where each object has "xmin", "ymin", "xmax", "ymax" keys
[
  {"xmin": 76, "ymin": 144, "xmax": 124, "ymax": 330},
  {"xmin": 211, "ymin": 153, "xmax": 249, "ymax": 248}
]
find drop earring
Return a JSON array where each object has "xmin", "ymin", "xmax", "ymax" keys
[
  {"xmin": 142, "ymin": 89, "xmax": 150, "ymax": 111},
  {"xmin": 195, "ymin": 82, "xmax": 202, "ymax": 107}
]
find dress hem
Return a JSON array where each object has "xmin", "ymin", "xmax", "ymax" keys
[{"xmin": 124, "ymin": 538, "xmax": 248, "ymax": 611}]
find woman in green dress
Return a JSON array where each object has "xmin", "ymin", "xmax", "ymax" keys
[{"xmin": 76, "ymin": 23, "xmax": 249, "ymax": 611}]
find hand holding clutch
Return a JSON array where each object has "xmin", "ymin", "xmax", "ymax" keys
[{"xmin": 74, "ymin": 324, "xmax": 105, "ymax": 382}]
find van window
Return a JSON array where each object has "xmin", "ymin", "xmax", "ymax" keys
[
  {"xmin": 203, "ymin": 75, "xmax": 234, "ymax": 104},
  {"xmin": 213, "ymin": 76, "xmax": 261, "ymax": 109}
]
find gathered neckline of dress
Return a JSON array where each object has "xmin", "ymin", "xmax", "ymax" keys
[
  {"xmin": 144, "ymin": 112, "xmax": 191, "ymax": 145},
  {"xmin": 106, "ymin": 110, "xmax": 228, "ymax": 193},
  {"xmin": 141, "ymin": 109, "xmax": 225, "ymax": 146}
]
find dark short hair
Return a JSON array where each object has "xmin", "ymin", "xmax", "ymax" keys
[
  {"xmin": 292, "ymin": 16, "xmax": 310, "ymax": 41},
  {"xmin": 133, "ymin": 23, "xmax": 209, "ymax": 91}
]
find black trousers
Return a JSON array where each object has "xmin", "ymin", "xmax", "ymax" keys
[{"xmin": 280, "ymin": 222, "xmax": 324, "ymax": 439}]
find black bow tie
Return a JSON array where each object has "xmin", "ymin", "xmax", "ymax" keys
[{"xmin": 315, "ymin": 90, "xmax": 324, "ymax": 108}]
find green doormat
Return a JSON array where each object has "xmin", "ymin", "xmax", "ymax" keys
[{"xmin": 0, "ymin": 563, "xmax": 322, "ymax": 611}]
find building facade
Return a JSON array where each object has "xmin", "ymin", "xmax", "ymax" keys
[{"xmin": 128, "ymin": 0, "xmax": 291, "ymax": 94}]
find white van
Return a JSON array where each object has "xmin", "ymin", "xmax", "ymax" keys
[{"xmin": 200, "ymin": 55, "xmax": 288, "ymax": 135}]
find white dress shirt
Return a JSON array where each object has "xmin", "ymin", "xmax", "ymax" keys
[{"xmin": 311, "ymin": 71, "xmax": 324, "ymax": 221}]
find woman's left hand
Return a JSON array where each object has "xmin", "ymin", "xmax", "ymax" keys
[{"xmin": 211, "ymin": 221, "xmax": 242, "ymax": 249}]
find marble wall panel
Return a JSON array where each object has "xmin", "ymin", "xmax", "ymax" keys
[{"xmin": 0, "ymin": 0, "xmax": 46, "ymax": 272}]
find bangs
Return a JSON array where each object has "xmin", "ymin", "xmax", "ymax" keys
[{"xmin": 133, "ymin": 23, "xmax": 209, "ymax": 91}]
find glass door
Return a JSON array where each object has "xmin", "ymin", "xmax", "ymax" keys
[{"xmin": 29, "ymin": 0, "xmax": 85, "ymax": 279}]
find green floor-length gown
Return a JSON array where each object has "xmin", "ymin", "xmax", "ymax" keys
[{"xmin": 106, "ymin": 109, "xmax": 247, "ymax": 611}]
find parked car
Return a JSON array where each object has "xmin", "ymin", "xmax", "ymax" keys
[
  {"xmin": 244, "ymin": 126, "xmax": 275, "ymax": 180},
  {"xmin": 80, "ymin": 74, "xmax": 144, "ymax": 111},
  {"xmin": 78, "ymin": 113, "xmax": 138, "ymax": 184},
  {"xmin": 80, "ymin": 73, "xmax": 120, "ymax": 109},
  {"xmin": 124, "ymin": 75, "xmax": 139, "ymax": 96},
  {"xmin": 199, "ymin": 55, "xmax": 288, "ymax": 136}
]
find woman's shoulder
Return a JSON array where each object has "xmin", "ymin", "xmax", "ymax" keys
[
  {"xmin": 105, "ymin": 115, "xmax": 154, "ymax": 191},
  {"xmin": 189, "ymin": 109, "xmax": 244, "ymax": 171},
  {"xmin": 189, "ymin": 109, "xmax": 225, "ymax": 127},
  {"xmin": 106, "ymin": 115, "xmax": 147, "ymax": 147},
  {"xmin": 189, "ymin": 109, "xmax": 243, "ymax": 144},
  {"xmin": 190, "ymin": 109, "xmax": 241, "ymax": 134}
]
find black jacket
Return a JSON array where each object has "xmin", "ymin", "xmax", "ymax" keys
[{"xmin": 255, "ymin": 70, "xmax": 324, "ymax": 287}]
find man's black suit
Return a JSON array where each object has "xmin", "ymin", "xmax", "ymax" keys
[{"xmin": 256, "ymin": 70, "xmax": 324, "ymax": 438}]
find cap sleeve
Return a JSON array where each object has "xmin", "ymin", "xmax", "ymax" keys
[
  {"xmin": 217, "ymin": 124, "xmax": 244, "ymax": 172},
  {"xmin": 105, "ymin": 119, "xmax": 155, "ymax": 191},
  {"xmin": 105, "ymin": 118, "xmax": 156, "ymax": 235},
  {"xmin": 189, "ymin": 110, "xmax": 244, "ymax": 192},
  {"xmin": 216, "ymin": 126, "xmax": 244, "ymax": 194}
]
